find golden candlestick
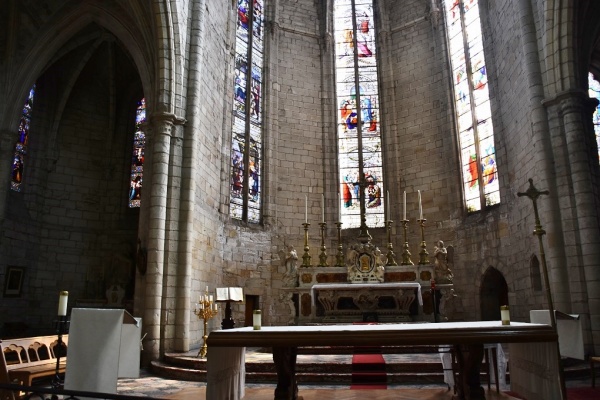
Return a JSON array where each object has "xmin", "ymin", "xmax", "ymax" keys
[
  {"xmin": 400, "ymin": 219, "xmax": 414, "ymax": 265},
  {"xmin": 301, "ymin": 223, "xmax": 312, "ymax": 267},
  {"xmin": 417, "ymin": 218, "xmax": 429, "ymax": 265},
  {"xmin": 194, "ymin": 288, "xmax": 219, "ymax": 358},
  {"xmin": 335, "ymin": 222, "xmax": 345, "ymax": 267},
  {"xmin": 385, "ymin": 220, "xmax": 398, "ymax": 266},
  {"xmin": 318, "ymin": 222, "xmax": 329, "ymax": 267}
]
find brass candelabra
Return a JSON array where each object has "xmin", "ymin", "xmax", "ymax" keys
[
  {"xmin": 194, "ymin": 288, "xmax": 218, "ymax": 358},
  {"xmin": 400, "ymin": 219, "xmax": 414, "ymax": 265},
  {"xmin": 385, "ymin": 220, "xmax": 398, "ymax": 266},
  {"xmin": 301, "ymin": 222, "xmax": 312, "ymax": 267},
  {"xmin": 335, "ymin": 222, "xmax": 345, "ymax": 267},
  {"xmin": 318, "ymin": 222, "xmax": 328, "ymax": 267},
  {"xmin": 417, "ymin": 218, "xmax": 429, "ymax": 265}
]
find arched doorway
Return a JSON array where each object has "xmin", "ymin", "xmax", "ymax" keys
[{"xmin": 480, "ymin": 267, "xmax": 508, "ymax": 321}]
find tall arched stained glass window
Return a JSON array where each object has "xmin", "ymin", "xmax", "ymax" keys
[
  {"xmin": 334, "ymin": 0, "xmax": 384, "ymax": 230},
  {"xmin": 128, "ymin": 98, "xmax": 146, "ymax": 208},
  {"xmin": 11, "ymin": 85, "xmax": 35, "ymax": 192},
  {"xmin": 229, "ymin": 0, "xmax": 264, "ymax": 223},
  {"xmin": 589, "ymin": 73, "xmax": 600, "ymax": 160},
  {"xmin": 443, "ymin": 0, "xmax": 499, "ymax": 212}
]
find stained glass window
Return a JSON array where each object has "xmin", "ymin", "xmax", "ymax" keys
[
  {"xmin": 128, "ymin": 98, "xmax": 146, "ymax": 208},
  {"xmin": 444, "ymin": 0, "xmax": 499, "ymax": 212},
  {"xmin": 334, "ymin": 0, "xmax": 384, "ymax": 229},
  {"xmin": 589, "ymin": 73, "xmax": 600, "ymax": 161},
  {"xmin": 229, "ymin": 0, "xmax": 264, "ymax": 223},
  {"xmin": 11, "ymin": 86, "xmax": 35, "ymax": 192}
]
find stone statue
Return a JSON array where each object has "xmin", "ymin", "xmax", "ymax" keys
[
  {"xmin": 433, "ymin": 240, "xmax": 454, "ymax": 284},
  {"xmin": 279, "ymin": 245, "xmax": 298, "ymax": 287}
]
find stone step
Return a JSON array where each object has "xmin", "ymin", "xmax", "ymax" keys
[
  {"xmin": 150, "ymin": 360, "xmax": 450, "ymax": 385},
  {"xmin": 150, "ymin": 348, "xmax": 591, "ymax": 386}
]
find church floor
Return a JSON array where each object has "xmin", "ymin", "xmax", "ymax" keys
[
  {"xmin": 116, "ymin": 376, "xmax": 597, "ymax": 400},
  {"xmin": 115, "ymin": 349, "xmax": 595, "ymax": 399},
  {"xmin": 160, "ymin": 386, "xmax": 519, "ymax": 400}
]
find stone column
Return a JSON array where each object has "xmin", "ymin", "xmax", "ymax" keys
[
  {"xmin": 559, "ymin": 91, "xmax": 600, "ymax": 355},
  {"xmin": 142, "ymin": 113, "xmax": 176, "ymax": 363}
]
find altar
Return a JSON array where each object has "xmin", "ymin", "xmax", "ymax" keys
[
  {"xmin": 310, "ymin": 282, "xmax": 423, "ymax": 322},
  {"xmin": 206, "ymin": 321, "xmax": 562, "ymax": 400}
]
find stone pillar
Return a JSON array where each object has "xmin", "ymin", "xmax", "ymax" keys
[
  {"xmin": 559, "ymin": 92, "xmax": 600, "ymax": 355},
  {"xmin": 142, "ymin": 113, "xmax": 175, "ymax": 364}
]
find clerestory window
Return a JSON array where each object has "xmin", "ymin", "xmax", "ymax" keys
[
  {"xmin": 11, "ymin": 86, "xmax": 35, "ymax": 192},
  {"xmin": 334, "ymin": 0, "xmax": 385, "ymax": 229},
  {"xmin": 229, "ymin": 0, "xmax": 264, "ymax": 223},
  {"xmin": 589, "ymin": 72, "xmax": 600, "ymax": 161},
  {"xmin": 443, "ymin": 0, "xmax": 499, "ymax": 212},
  {"xmin": 128, "ymin": 98, "xmax": 146, "ymax": 208}
]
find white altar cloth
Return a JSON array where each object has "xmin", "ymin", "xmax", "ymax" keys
[
  {"xmin": 311, "ymin": 282, "xmax": 423, "ymax": 306},
  {"xmin": 530, "ymin": 309, "xmax": 584, "ymax": 359}
]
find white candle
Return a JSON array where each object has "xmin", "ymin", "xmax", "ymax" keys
[
  {"xmin": 206, "ymin": 285, "xmax": 209, "ymax": 293},
  {"xmin": 338, "ymin": 192, "xmax": 341, "ymax": 222},
  {"xmin": 403, "ymin": 191, "xmax": 406, "ymax": 220},
  {"xmin": 418, "ymin": 190, "xmax": 423, "ymax": 220},
  {"xmin": 58, "ymin": 291, "xmax": 68, "ymax": 316},
  {"xmin": 386, "ymin": 190, "xmax": 390, "ymax": 221},
  {"xmin": 305, "ymin": 195, "xmax": 308, "ymax": 223},
  {"xmin": 253, "ymin": 310, "xmax": 262, "ymax": 330},
  {"xmin": 322, "ymin": 194, "xmax": 325, "ymax": 223},
  {"xmin": 209, "ymin": 295, "xmax": 213, "ymax": 303}
]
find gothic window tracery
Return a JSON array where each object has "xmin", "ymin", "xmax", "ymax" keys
[
  {"xmin": 230, "ymin": 0, "xmax": 264, "ymax": 223},
  {"xmin": 334, "ymin": 0, "xmax": 385, "ymax": 229},
  {"xmin": 443, "ymin": 0, "xmax": 500, "ymax": 212}
]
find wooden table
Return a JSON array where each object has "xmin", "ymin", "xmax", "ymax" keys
[{"xmin": 206, "ymin": 321, "xmax": 562, "ymax": 400}]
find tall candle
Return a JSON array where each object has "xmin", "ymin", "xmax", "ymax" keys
[
  {"xmin": 338, "ymin": 192, "xmax": 341, "ymax": 222},
  {"xmin": 58, "ymin": 291, "xmax": 69, "ymax": 316},
  {"xmin": 322, "ymin": 194, "xmax": 325, "ymax": 223},
  {"xmin": 386, "ymin": 190, "xmax": 390, "ymax": 221},
  {"xmin": 305, "ymin": 195, "xmax": 308, "ymax": 223},
  {"xmin": 418, "ymin": 190, "xmax": 423, "ymax": 220},
  {"xmin": 403, "ymin": 191, "xmax": 406, "ymax": 220}
]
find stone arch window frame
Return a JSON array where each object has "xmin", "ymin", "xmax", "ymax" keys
[
  {"xmin": 229, "ymin": 0, "xmax": 264, "ymax": 224},
  {"xmin": 333, "ymin": 0, "xmax": 386, "ymax": 232},
  {"xmin": 529, "ymin": 254, "xmax": 542, "ymax": 292},
  {"xmin": 442, "ymin": 0, "xmax": 500, "ymax": 213}
]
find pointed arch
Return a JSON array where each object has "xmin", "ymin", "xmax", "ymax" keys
[{"xmin": 480, "ymin": 266, "xmax": 508, "ymax": 321}]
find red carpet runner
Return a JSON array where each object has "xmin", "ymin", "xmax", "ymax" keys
[{"xmin": 350, "ymin": 347, "xmax": 387, "ymax": 389}]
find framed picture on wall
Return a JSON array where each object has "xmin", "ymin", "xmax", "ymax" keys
[{"xmin": 4, "ymin": 266, "xmax": 24, "ymax": 297}]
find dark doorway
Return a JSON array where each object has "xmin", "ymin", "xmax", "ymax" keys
[
  {"xmin": 244, "ymin": 295, "xmax": 260, "ymax": 327},
  {"xmin": 480, "ymin": 267, "xmax": 509, "ymax": 321}
]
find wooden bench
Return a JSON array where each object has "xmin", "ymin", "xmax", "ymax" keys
[{"xmin": 1, "ymin": 335, "xmax": 68, "ymax": 399}]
